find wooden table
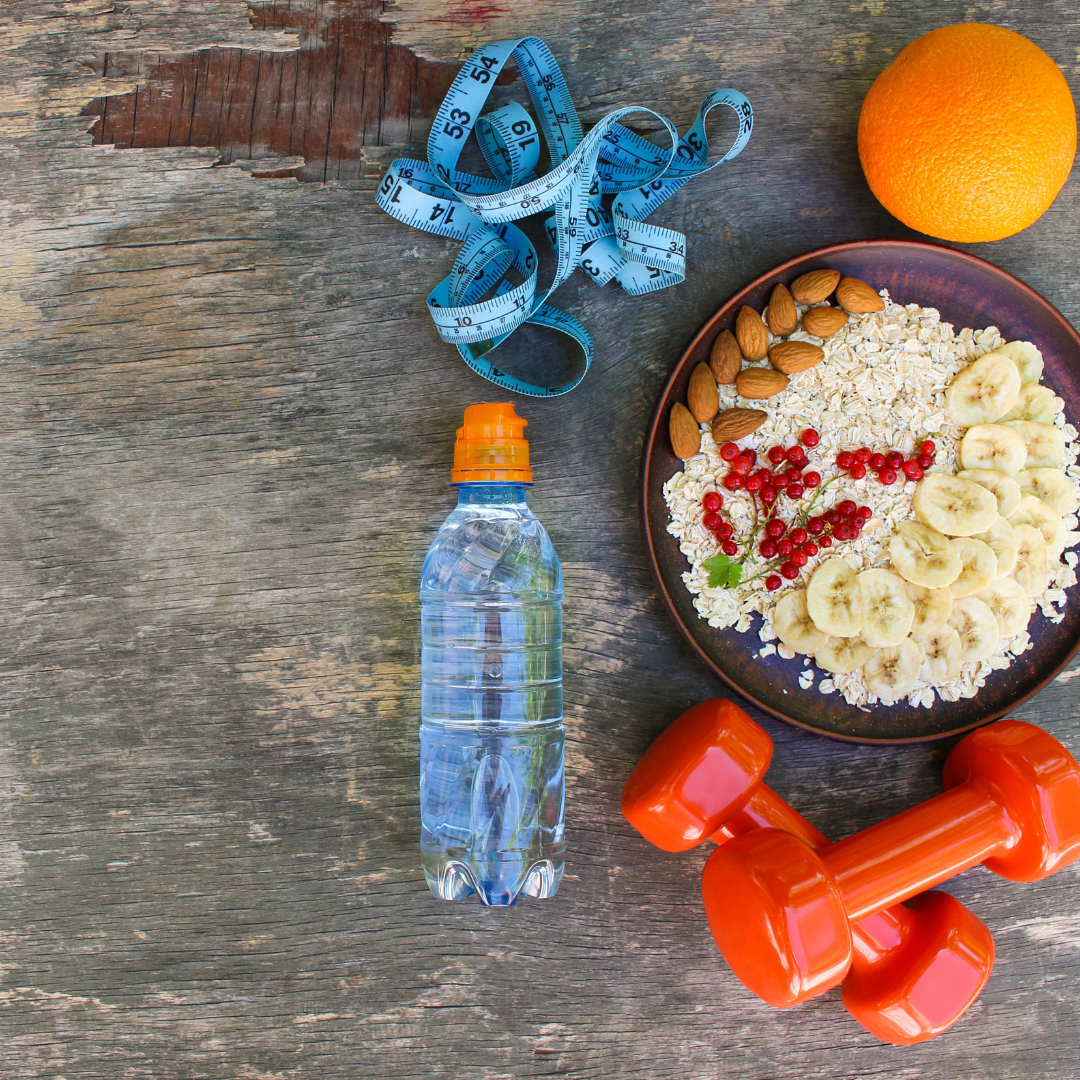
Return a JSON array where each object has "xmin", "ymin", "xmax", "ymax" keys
[{"xmin": 3, "ymin": 2, "xmax": 1079, "ymax": 1076}]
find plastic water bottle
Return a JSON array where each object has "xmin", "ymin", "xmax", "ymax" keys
[{"xmin": 419, "ymin": 403, "xmax": 564, "ymax": 906}]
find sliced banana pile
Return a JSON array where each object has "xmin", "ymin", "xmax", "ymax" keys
[{"xmin": 772, "ymin": 340, "xmax": 1079, "ymax": 707}]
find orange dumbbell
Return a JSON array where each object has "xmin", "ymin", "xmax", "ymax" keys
[
  {"xmin": 622, "ymin": 699, "xmax": 995, "ymax": 1045},
  {"xmin": 703, "ymin": 718, "xmax": 1080, "ymax": 1027}
]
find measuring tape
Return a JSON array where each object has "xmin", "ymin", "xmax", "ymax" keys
[{"xmin": 375, "ymin": 37, "xmax": 752, "ymax": 396}]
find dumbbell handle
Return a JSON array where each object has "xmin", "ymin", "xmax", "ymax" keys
[
  {"xmin": 825, "ymin": 784, "xmax": 1013, "ymax": 922},
  {"xmin": 714, "ymin": 784, "xmax": 930, "ymax": 966}
]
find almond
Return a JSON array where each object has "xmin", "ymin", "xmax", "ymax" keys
[
  {"xmin": 735, "ymin": 305, "xmax": 769, "ymax": 361},
  {"xmin": 669, "ymin": 401, "xmax": 701, "ymax": 459},
  {"xmin": 769, "ymin": 340, "xmax": 825, "ymax": 374},
  {"xmin": 737, "ymin": 367, "xmax": 789, "ymax": 399},
  {"xmin": 709, "ymin": 329, "xmax": 742, "ymax": 384},
  {"xmin": 836, "ymin": 276, "xmax": 885, "ymax": 313},
  {"xmin": 765, "ymin": 283, "xmax": 798, "ymax": 336},
  {"xmin": 800, "ymin": 305, "xmax": 849, "ymax": 338},
  {"xmin": 687, "ymin": 362, "xmax": 719, "ymax": 423},
  {"xmin": 711, "ymin": 407, "xmax": 767, "ymax": 442},
  {"xmin": 790, "ymin": 268, "xmax": 840, "ymax": 305}
]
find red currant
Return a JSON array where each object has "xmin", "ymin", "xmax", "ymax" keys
[
  {"xmin": 826, "ymin": 509, "xmax": 841, "ymax": 525},
  {"xmin": 759, "ymin": 538, "xmax": 778, "ymax": 559},
  {"xmin": 920, "ymin": 439, "xmax": 936, "ymax": 457},
  {"xmin": 768, "ymin": 446, "xmax": 787, "ymax": 466},
  {"xmin": 834, "ymin": 523, "xmax": 853, "ymax": 541},
  {"xmin": 918, "ymin": 454, "xmax": 933, "ymax": 470},
  {"xmin": 886, "ymin": 450, "xmax": 904, "ymax": 470},
  {"xmin": 869, "ymin": 452, "xmax": 885, "ymax": 470},
  {"xmin": 722, "ymin": 540, "xmax": 738, "ymax": 557},
  {"xmin": 702, "ymin": 491, "xmax": 723, "ymax": 512},
  {"xmin": 744, "ymin": 475, "xmax": 763, "ymax": 493},
  {"xmin": 789, "ymin": 527, "xmax": 808, "ymax": 546},
  {"xmin": 857, "ymin": 505, "xmax": 872, "ymax": 521},
  {"xmin": 836, "ymin": 450, "xmax": 854, "ymax": 469},
  {"xmin": 791, "ymin": 549, "xmax": 808, "ymax": 567},
  {"xmin": 786, "ymin": 483, "xmax": 804, "ymax": 499},
  {"xmin": 754, "ymin": 467, "xmax": 773, "ymax": 482},
  {"xmin": 760, "ymin": 485, "xmax": 778, "ymax": 506},
  {"xmin": 731, "ymin": 455, "xmax": 752, "ymax": 476},
  {"xmin": 807, "ymin": 516, "xmax": 825, "ymax": 535},
  {"xmin": 777, "ymin": 538, "xmax": 794, "ymax": 557},
  {"xmin": 723, "ymin": 473, "xmax": 742, "ymax": 491},
  {"xmin": 766, "ymin": 518, "xmax": 787, "ymax": 539},
  {"xmin": 819, "ymin": 535, "xmax": 833, "ymax": 548},
  {"xmin": 803, "ymin": 542, "xmax": 819, "ymax": 557},
  {"xmin": 703, "ymin": 511, "xmax": 722, "ymax": 530},
  {"xmin": 801, "ymin": 428, "xmax": 820, "ymax": 448},
  {"xmin": 879, "ymin": 468, "xmax": 897, "ymax": 485},
  {"xmin": 744, "ymin": 449, "xmax": 758, "ymax": 466},
  {"xmin": 716, "ymin": 521, "xmax": 734, "ymax": 541},
  {"xmin": 902, "ymin": 460, "xmax": 924, "ymax": 481},
  {"xmin": 854, "ymin": 447, "xmax": 871, "ymax": 465},
  {"xmin": 780, "ymin": 561, "xmax": 800, "ymax": 580},
  {"xmin": 720, "ymin": 442, "xmax": 739, "ymax": 461},
  {"xmin": 839, "ymin": 500, "xmax": 856, "ymax": 517},
  {"xmin": 849, "ymin": 463, "xmax": 867, "ymax": 480},
  {"xmin": 786, "ymin": 445, "xmax": 807, "ymax": 465},
  {"xmin": 803, "ymin": 470, "xmax": 821, "ymax": 489},
  {"xmin": 765, "ymin": 574, "xmax": 782, "ymax": 591}
]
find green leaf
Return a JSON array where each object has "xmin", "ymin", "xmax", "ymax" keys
[
  {"xmin": 725, "ymin": 562, "xmax": 743, "ymax": 588},
  {"xmin": 703, "ymin": 553, "xmax": 730, "ymax": 588}
]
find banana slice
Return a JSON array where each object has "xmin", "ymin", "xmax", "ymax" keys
[
  {"xmin": 858, "ymin": 569, "xmax": 916, "ymax": 647},
  {"xmin": 912, "ymin": 625, "xmax": 963, "ymax": 686},
  {"xmin": 816, "ymin": 636, "xmax": 879, "ymax": 674},
  {"xmin": 889, "ymin": 520, "xmax": 963, "ymax": 587},
  {"xmin": 908, "ymin": 582, "xmax": 953, "ymax": 634},
  {"xmin": 1000, "ymin": 383, "xmax": 1064, "ymax": 424},
  {"xmin": 863, "ymin": 638, "xmax": 923, "ymax": 704},
  {"xmin": 1002, "ymin": 420, "xmax": 1066, "ymax": 469},
  {"xmin": 957, "ymin": 424, "xmax": 1027, "ymax": 475},
  {"xmin": 973, "ymin": 515, "xmax": 1018, "ymax": 578},
  {"xmin": 773, "ymin": 589, "xmax": 830, "ymax": 656},
  {"xmin": 806, "ymin": 558, "xmax": 864, "ymax": 638},
  {"xmin": 949, "ymin": 537, "xmax": 998, "ymax": 598},
  {"xmin": 1017, "ymin": 468, "xmax": 1080, "ymax": 516},
  {"xmin": 975, "ymin": 577, "xmax": 1032, "ymax": 637},
  {"xmin": 945, "ymin": 352, "xmax": 1021, "ymax": 426},
  {"xmin": 957, "ymin": 469, "xmax": 1023, "ymax": 518},
  {"xmin": 911, "ymin": 474, "xmax": 999, "ymax": 537},
  {"xmin": 947, "ymin": 596, "xmax": 1001, "ymax": 662},
  {"xmin": 1010, "ymin": 524, "xmax": 1048, "ymax": 597},
  {"xmin": 1009, "ymin": 495, "xmax": 1067, "ymax": 560},
  {"xmin": 994, "ymin": 341, "xmax": 1043, "ymax": 385}
]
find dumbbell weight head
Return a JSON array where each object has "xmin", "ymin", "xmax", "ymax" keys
[
  {"xmin": 702, "ymin": 829, "xmax": 851, "ymax": 1007},
  {"xmin": 841, "ymin": 891, "xmax": 994, "ymax": 1043},
  {"xmin": 621, "ymin": 698, "xmax": 772, "ymax": 851},
  {"xmin": 942, "ymin": 719, "xmax": 1080, "ymax": 882}
]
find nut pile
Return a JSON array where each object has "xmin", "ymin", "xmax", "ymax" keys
[{"xmin": 663, "ymin": 274, "xmax": 1080, "ymax": 711}]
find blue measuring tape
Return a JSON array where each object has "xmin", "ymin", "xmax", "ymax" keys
[{"xmin": 375, "ymin": 37, "xmax": 752, "ymax": 396}]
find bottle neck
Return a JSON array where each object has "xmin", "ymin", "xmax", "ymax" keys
[{"xmin": 454, "ymin": 482, "xmax": 530, "ymax": 506}]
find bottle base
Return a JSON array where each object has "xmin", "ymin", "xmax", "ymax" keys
[{"xmin": 423, "ymin": 855, "xmax": 563, "ymax": 906}]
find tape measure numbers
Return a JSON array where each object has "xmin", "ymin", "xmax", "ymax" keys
[{"xmin": 375, "ymin": 37, "xmax": 752, "ymax": 396}]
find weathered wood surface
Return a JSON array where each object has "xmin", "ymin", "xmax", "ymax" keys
[{"xmin": 2, "ymin": 1, "xmax": 1080, "ymax": 1077}]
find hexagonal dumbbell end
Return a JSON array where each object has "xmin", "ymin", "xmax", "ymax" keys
[
  {"xmin": 702, "ymin": 719, "xmax": 1080, "ymax": 1019},
  {"xmin": 624, "ymin": 698, "xmax": 994, "ymax": 1044}
]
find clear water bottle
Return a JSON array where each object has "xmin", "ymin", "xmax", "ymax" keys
[{"xmin": 419, "ymin": 403, "xmax": 564, "ymax": 906}]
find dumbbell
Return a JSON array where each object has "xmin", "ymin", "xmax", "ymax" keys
[
  {"xmin": 702, "ymin": 718, "xmax": 1080, "ymax": 1022},
  {"xmin": 622, "ymin": 698, "xmax": 995, "ymax": 1045}
]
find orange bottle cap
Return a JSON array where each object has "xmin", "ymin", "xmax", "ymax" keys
[{"xmin": 451, "ymin": 403, "xmax": 533, "ymax": 484}]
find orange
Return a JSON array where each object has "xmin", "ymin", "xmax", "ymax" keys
[{"xmin": 858, "ymin": 24, "xmax": 1077, "ymax": 243}]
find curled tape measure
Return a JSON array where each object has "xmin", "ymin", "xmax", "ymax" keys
[{"xmin": 375, "ymin": 37, "xmax": 752, "ymax": 396}]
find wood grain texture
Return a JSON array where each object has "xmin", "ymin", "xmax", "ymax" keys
[{"xmin": 2, "ymin": 1, "xmax": 1080, "ymax": 1077}]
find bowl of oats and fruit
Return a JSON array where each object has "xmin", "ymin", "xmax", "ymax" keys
[{"xmin": 640, "ymin": 240, "xmax": 1080, "ymax": 742}]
